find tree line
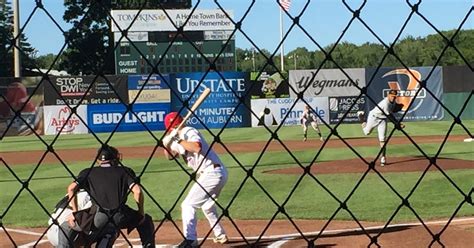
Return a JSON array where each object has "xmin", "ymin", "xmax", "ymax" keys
[
  {"xmin": 237, "ymin": 29, "xmax": 473, "ymax": 72},
  {"xmin": 0, "ymin": 0, "xmax": 472, "ymax": 77}
]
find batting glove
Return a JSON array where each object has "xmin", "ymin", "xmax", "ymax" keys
[
  {"xmin": 162, "ymin": 134, "xmax": 174, "ymax": 147},
  {"xmin": 170, "ymin": 141, "xmax": 186, "ymax": 155},
  {"xmin": 169, "ymin": 129, "xmax": 179, "ymax": 138}
]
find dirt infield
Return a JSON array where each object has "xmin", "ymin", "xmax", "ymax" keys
[
  {"xmin": 1, "ymin": 135, "xmax": 469, "ymax": 165},
  {"xmin": 264, "ymin": 156, "xmax": 473, "ymax": 175},
  {"xmin": 1, "ymin": 134, "xmax": 473, "ymax": 247}
]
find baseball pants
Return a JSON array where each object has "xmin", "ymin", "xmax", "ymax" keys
[
  {"xmin": 94, "ymin": 206, "xmax": 155, "ymax": 247},
  {"xmin": 303, "ymin": 121, "xmax": 320, "ymax": 134},
  {"xmin": 181, "ymin": 165, "xmax": 228, "ymax": 241},
  {"xmin": 363, "ymin": 114, "xmax": 387, "ymax": 142}
]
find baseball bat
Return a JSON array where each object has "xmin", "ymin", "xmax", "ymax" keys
[{"xmin": 176, "ymin": 87, "xmax": 211, "ymax": 130}]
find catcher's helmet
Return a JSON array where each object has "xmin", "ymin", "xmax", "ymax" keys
[
  {"xmin": 97, "ymin": 145, "xmax": 120, "ymax": 162},
  {"xmin": 164, "ymin": 112, "xmax": 183, "ymax": 130}
]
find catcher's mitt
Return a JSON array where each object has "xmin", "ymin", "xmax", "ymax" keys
[{"xmin": 392, "ymin": 103, "xmax": 404, "ymax": 113}]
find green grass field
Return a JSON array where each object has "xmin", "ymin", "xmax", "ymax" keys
[{"xmin": 0, "ymin": 121, "xmax": 473, "ymax": 227}]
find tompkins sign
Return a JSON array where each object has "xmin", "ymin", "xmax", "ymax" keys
[
  {"xmin": 111, "ymin": 9, "xmax": 235, "ymax": 32},
  {"xmin": 289, "ymin": 68, "xmax": 365, "ymax": 97}
]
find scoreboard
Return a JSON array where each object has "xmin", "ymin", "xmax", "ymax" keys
[
  {"xmin": 112, "ymin": 9, "xmax": 236, "ymax": 75},
  {"xmin": 115, "ymin": 31, "xmax": 235, "ymax": 74}
]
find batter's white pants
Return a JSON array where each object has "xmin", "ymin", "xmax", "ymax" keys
[
  {"xmin": 363, "ymin": 113, "xmax": 387, "ymax": 142},
  {"xmin": 181, "ymin": 166, "xmax": 228, "ymax": 241}
]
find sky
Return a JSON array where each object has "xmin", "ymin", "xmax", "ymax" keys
[{"xmin": 18, "ymin": 0, "xmax": 473, "ymax": 56}]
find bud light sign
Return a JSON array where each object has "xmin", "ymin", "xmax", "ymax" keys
[{"xmin": 87, "ymin": 103, "xmax": 169, "ymax": 132}]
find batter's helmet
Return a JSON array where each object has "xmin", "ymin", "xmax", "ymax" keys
[
  {"xmin": 97, "ymin": 145, "xmax": 120, "ymax": 162},
  {"xmin": 164, "ymin": 112, "xmax": 183, "ymax": 130}
]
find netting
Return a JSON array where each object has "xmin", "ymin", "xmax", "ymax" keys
[{"xmin": 1, "ymin": 0, "xmax": 473, "ymax": 247}]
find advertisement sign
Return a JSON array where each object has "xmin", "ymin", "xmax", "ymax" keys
[
  {"xmin": 328, "ymin": 96, "xmax": 366, "ymax": 124},
  {"xmin": 111, "ymin": 9, "xmax": 235, "ymax": 32},
  {"xmin": 129, "ymin": 90, "xmax": 170, "ymax": 103},
  {"xmin": 114, "ymin": 32, "xmax": 149, "ymax": 42},
  {"xmin": 87, "ymin": 103, "xmax": 169, "ymax": 133},
  {"xmin": 204, "ymin": 30, "xmax": 235, "ymax": 40},
  {"xmin": 366, "ymin": 67, "xmax": 444, "ymax": 121},
  {"xmin": 128, "ymin": 75, "xmax": 171, "ymax": 103},
  {"xmin": 170, "ymin": 72, "xmax": 250, "ymax": 129},
  {"xmin": 44, "ymin": 75, "xmax": 128, "ymax": 106},
  {"xmin": 248, "ymin": 72, "xmax": 290, "ymax": 99},
  {"xmin": 289, "ymin": 68, "xmax": 365, "ymax": 97},
  {"xmin": 128, "ymin": 74, "xmax": 171, "ymax": 90},
  {"xmin": 0, "ymin": 77, "xmax": 44, "ymax": 136},
  {"xmin": 251, "ymin": 97, "xmax": 329, "ymax": 127},
  {"xmin": 44, "ymin": 105, "xmax": 88, "ymax": 135}
]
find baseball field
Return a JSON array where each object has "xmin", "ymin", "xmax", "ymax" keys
[{"xmin": 1, "ymin": 120, "xmax": 473, "ymax": 247}]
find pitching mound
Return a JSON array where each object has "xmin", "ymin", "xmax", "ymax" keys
[{"xmin": 264, "ymin": 156, "xmax": 473, "ymax": 175}]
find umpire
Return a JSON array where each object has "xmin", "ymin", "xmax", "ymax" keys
[{"xmin": 58, "ymin": 145, "xmax": 155, "ymax": 247}]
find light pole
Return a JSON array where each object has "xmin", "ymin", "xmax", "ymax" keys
[
  {"xmin": 245, "ymin": 48, "xmax": 256, "ymax": 71},
  {"xmin": 13, "ymin": 0, "xmax": 21, "ymax": 77},
  {"xmin": 251, "ymin": 48, "xmax": 255, "ymax": 72},
  {"xmin": 289, "ymin": 54, "xmax": 298, "ymax": 70}
]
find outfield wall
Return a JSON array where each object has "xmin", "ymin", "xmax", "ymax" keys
[
  {"xmin": 1, "ymin": 66, "xmax": 472, "ymax": 136},
  {"xmin": 443, "ymin": 92, "xmax": 474, "ymax": 120}
]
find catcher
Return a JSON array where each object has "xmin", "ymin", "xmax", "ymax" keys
[
  {"xmin": 58, "ymin": 145, "xmax": 155, "ymax": 247},
  {"xmin": 46, "ymin": 190, "xmax": 93, "ymax": 246},
  {"xmin": 357, "ymin": 89, "xmax": 405, "ymax": 166},
  {"xmin": 162, "ymin": 112, "xmax": 229, "ymax": 247}
]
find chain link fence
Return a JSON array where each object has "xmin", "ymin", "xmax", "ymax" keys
[{"xmin": 1, "ymin": 0, "xmax": 473, "ymax": 247}]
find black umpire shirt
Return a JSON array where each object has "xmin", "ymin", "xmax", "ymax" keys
[{"xmin": 76, "ymin": 165, "xmax": 137, "ymax": 210}]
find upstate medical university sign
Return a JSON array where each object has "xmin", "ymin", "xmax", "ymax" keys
[{"xmin": 289, "ymin": 68, "xmax": 366, "ymax": 97}]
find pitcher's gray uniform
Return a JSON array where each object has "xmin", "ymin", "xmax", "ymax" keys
[
  {"xmin": 359, "ymin": 90, "xmax": 400, "ymax": 166},
  {"xmin": 363, "ymin": 97, "xmax": 397, "ymax": 142}
]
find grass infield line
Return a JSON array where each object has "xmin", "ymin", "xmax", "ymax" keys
[
  {"xmin": 4, "ymin": 217, "xmax": 473, "ymax": 247},
  {"xmin": 3, "ymin": 228, "xmax": 43, "ymax": 236},
  {"xmin": 17, "ymin": 240, "xmax": 49, "ymax": 247},
  {"xmin": 268, "ymin": 238, "xmax": 296, "ymax": 248},
  {"xmin": 237, "ymin": 217, "xmax": 474, "ymax": 242}
]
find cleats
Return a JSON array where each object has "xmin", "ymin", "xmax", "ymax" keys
[{"xmin": 213, "ymin": 234, "xmax": 229, "ymax": 244}]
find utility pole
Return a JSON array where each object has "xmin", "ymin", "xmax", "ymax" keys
[
  {"xmin": 251, "ymin": 48, "xmax": 256, "ymax": 72},
  {"xmin": 289, "ymin": 54, "xmax": 298, "ymax": 70},
  {"xmin": 279, "ymin": 7, "xmax": 285, "ymax": 71},
  {"xmin": 13, "ymin": 0, "xmax": 21, "ymax": 77},
  {"xmin": 293, "ymin": 54, "xmax": 297, "ymax": 70}
]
